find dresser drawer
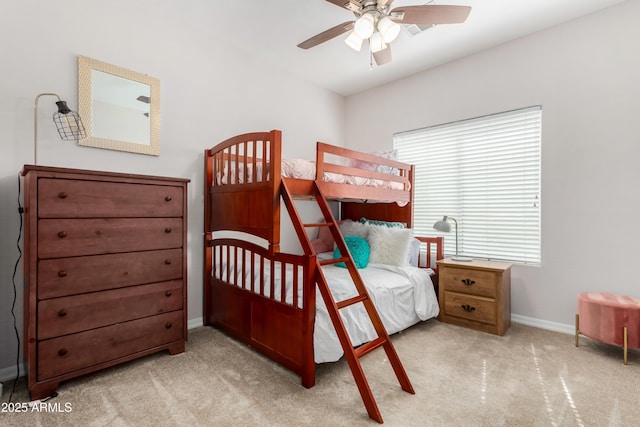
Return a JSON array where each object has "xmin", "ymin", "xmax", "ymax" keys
[
  {"xmin": 37, "ymin": 178, "xmax": 183, "ymax": 218},
  {"xmin": 443, "ymin": 291, "xmax": 496, "ymax": 325},
  {"xmin": 38, "ymin": 218, "xmax": 183, "ymax": 258},
  {"xmin": 37, "ymin": 310, "xmax": 184, "ymax": 381},
  {"xmin": 37, "ymin": 280, "xmax": 183, "ymax": 340},
  {"xmin": 441, "ymin": 267, "xmax": 497, "ymax": 298},
  {"xmin": 38, "ymin": 249, "xmax": 183, "ymax": 299}
]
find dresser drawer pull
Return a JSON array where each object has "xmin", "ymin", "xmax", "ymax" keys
[
  {"xmin": 164, "ymin": 259, "xmax": 172, "ymax": 265},
  {"xmin": 461, "ymin": 278, "xmax": 476, "ymax": 286},
  {"xmin": 461, "ymin": 304, "xmax": 476, "ymax": 312},
  {"xmin": 58, "ymin": 270, "xmax": 67, "ymax": 277},
  {"xmin": 165, "ymin": 195, "xmax": 172, "ymax": 202},
  {"xmin": 165, "ymin": 322, "xmax": 173, "ymax": 329},
  {"xmin": 57, "ymin": 309, "xmax": 67, "ymax": 317},
  {"xmin": 57, "ymin": 231, "xmax": 67, "ymax": 238},
  {"xmin": 58, "ymin": 192, "xmax": 68, "ymax": 199},
  {"xmin": 165, "ymin": 291, "xmax": 173, "ymax": 297},
  {"xmin": 165, "ymin": 227, "xmax": 172, "ymax": 233},
  {"xmin": 58, "ymin": 348, "xmax": 68, "ymax": 357}
]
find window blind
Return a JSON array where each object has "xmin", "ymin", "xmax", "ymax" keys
[{"xmin": 394, "ymin": 106, "xmax": 541, "ymax": 264}]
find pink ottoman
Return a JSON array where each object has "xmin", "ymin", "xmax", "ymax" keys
[{"xmin": 575, "ymin": 292, "xmax": 640, "ymax": 364}]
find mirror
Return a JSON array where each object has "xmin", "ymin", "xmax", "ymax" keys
[{"xmin": 78, "ymin": 56, "xmax": 160, "ymax": 156}]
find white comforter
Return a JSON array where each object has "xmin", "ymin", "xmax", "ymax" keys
[
  {"xmin": 315, "ymin": 264, "xmax": 439, "ymax": 362},
  {"xmin": 213, "ymin": 257, "xmax": 439, "ymax": 363}
]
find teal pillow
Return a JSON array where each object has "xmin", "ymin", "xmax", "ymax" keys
[{"xmin": 333, "ymin": 236, "xmax": 370, "ymax": 269}]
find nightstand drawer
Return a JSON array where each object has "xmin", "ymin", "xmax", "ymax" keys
[
  {"xmin": 443, "ymin": 291, "xmax": 496, "ymax": 325},
  {"xmin": 441, "ymin": 267, "xmax": 497, "ymax": 298}
]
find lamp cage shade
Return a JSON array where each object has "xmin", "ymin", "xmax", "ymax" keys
[{"xmin": 53, "ymin": 101, "xmax": 86, "ymax": 141}]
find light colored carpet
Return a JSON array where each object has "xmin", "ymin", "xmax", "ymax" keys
[{"xmin": 1, "ymin": 321, "xmax": 638, "ymax": 426}]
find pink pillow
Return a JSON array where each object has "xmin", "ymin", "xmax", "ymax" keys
[
  {"xmin": 310, "ymin": 220, "xmax": 344, "ymax": 253},
  {"xmin": 311, "ymin": 223, "xmax": 334, "ymax": 253}
]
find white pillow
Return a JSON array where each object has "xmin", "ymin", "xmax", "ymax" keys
[
  {"xmin": 339, "ymin": 219, "xmax": 370, "ymax": 240},
  {"xmin": 367, "ymin": 226, "xmax": 413, "ymax": 267},
  {"xmin": 407, "ymin": 238, "xmax": 421, "ymax": 267}
]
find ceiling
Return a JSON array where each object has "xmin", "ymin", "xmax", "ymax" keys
[{"xmin": 207, "ymin": 0, "xmax": 625, "ymax": 96}]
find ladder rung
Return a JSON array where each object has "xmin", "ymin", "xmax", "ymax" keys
[
  {"xmin": 303, "ymin": 222, "xmax": 332, "ymax": 228},
  {"xmin": 319, "ymin": 257, "xmax": 349, "ymax": 266},
  {"xmin": 355, "ymin": 337, "xmax": 386, "ymax": 358},
  {"xmin": 336, "ymin": 294, "xmax": 368, "ymax": 309}
]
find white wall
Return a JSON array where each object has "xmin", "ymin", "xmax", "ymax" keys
[
  {"xmin": 0, "ymin": 0, "xmax": 344, "ymax": 378},
  {"xmin": 344, "ymin": 1, "xmax": 640, "ymax": 329}
]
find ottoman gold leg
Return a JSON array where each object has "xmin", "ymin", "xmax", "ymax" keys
[
  {"xmin": 623, "ymin": 326, "xmax": 628, "ymax": 365},
  {"xmin": 575, "ymin": 314, "xmax": 580, "ymax": 347}
]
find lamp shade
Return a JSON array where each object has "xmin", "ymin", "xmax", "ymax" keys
[
  {"xmin": 53, "ymin": 101, "xmax": 86, "ymax": 141},
  {"xmin": 433, "ymin": 216, "xmax": 451, "ymax": 232},
  {"xmin": 34, "ymin": 93, "xmax": 86, "ymax": 165},
  {"xmin": 378, "ymin": 16, "xmax": 400, "ymax": 43},
  {"xmin": 369, "ymin": 31, "xmax": 387, "ymax": 53},
  {"xmin": 354, "ymin": 13, "xmax": 375, "ymax": 39},
  {"xmin": 345, "ymin": 30, "xmax": 364, "ymax": 52}
]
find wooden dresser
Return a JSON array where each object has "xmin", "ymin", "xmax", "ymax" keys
[
  {"xmin": 437, "ymin": 258, "xmax": 512, "ymax": 336},
  {"xmin": 22, "ymin": 165, "xmax": 189, "ymax": 400}
]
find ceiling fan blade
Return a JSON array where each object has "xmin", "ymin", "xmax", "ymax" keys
[
  {"xmin": 389, "ymin": 5, "xmax": 471, "ymax": 25},
  {"xmin": 297, "ymin": 21, "xmax": 355, "ymax": 49},
  {"xmin": 373, "ymin": 46, "xmax": 392, "ymax": 66}
]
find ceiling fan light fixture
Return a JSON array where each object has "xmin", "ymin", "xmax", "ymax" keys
[
  {"xmin": 369, "ymin": 31, "xmax": 387, "ymax": 53},
  {"xmin": 378, "ymin": 16, "xmax": 400, "ymax": 43},
  {"xmin": 344, "ymin": 30, "xmax": 364, "ymax": 51},
  {"xmin": 354, "ymin": 13, "xmax": 375, "ymax": 39}
]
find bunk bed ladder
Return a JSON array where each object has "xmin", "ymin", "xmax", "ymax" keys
[{"xmin": 281, "ymin": 179, "xmax": 414, "ymax": 424}]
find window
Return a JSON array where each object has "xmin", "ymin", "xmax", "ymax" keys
[{"xmin": 394, "ymin": 106, "xmax": 541, "ymax": 264}]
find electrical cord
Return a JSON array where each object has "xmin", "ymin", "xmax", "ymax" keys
[{"xmin": 9, "ymin": 171, "xmax": 24, "ymax": 403}]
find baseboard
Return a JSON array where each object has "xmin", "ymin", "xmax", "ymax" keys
[
  {"xmin": 0, "ymin": 363, "xmax": 25, "ymax": 383},
  {"xmin": 511, "ymin": 314, "xmax": 574, "ymax": 335},
  {"xmin": 188, "ymin": 317, "xmax": 204, "ymax": 330}
]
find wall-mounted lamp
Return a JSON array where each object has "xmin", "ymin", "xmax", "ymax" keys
[
  {"xmin": 433, "ymin": 215, "xmax": 472, "ymax": 261},
  {"xmin": 34, "ymin": 93, "xmax": 86, "ymax": 165}
]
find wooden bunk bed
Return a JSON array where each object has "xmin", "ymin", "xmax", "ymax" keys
[{"xmin": 204, "ymin": 129, "xmax": 443, "ymax": 423}]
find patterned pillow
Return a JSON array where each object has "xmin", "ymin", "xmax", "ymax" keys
[
  {"xmin": 333, "ymin": 236, "xmax": 370, "ymax": 269},
  {"xmin": 359, "ymin": 217, "xmax": 406, "ymax": 229}
]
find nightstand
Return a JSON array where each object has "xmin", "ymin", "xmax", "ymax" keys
[{"xmin": 437, "ymin": 258, "xmax": 512, "ymax": 336}]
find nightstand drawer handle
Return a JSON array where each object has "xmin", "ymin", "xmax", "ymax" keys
[
  {"xmin": 165, "ymin": 291, "xmax": 172, "ymax": 297},
  {"xmin": 58, "ymin": 270, "xmax": 67, "ymax": 277},
  {"xmin": 461, "ymin": 279, "xmax": 476, "ymax": 286},
  {"xmin": 58, "ymin": 192, "xmax": 68, "ymax": 199},
  {"xmin": 165, "ymin": 322, "xmax": 172, "ymax": 329},
  {"xmin": 58, "ymin": 348, "xmax": 68, "ymax": 357},
  {"xmin": 58, "ymin": 231, "xmax": 67, "ymax": 238},
  {"xmin": 165, "ymin": 195, "xmax": 172, "ymax": 202},
  {"xmin": 165, "ymin": 227, "xmax": 172, "ymax": 233},
  {"xmin": 461, "ymin": 304, "xmax": 476, "ymax": 312},
  {"xmin": 164, "ymin": 259, "xmax": 172, "ymax": 265},
  {"xmin": 58, "ymin": 309, "xmax": 67, "ymax": 317}
]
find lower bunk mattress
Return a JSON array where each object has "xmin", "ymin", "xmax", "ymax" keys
[{"xmin": 213, "ymin": 257, "xmax": 439, "ymax": 363}]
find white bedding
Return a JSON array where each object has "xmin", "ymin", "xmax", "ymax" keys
[
  {"xmin": 217, "ymin": 158, "xmax": 406, "ymax": 192},
  {"xmin": 213, "ymin": 256, "xmax": 439, "ymax": 363}
]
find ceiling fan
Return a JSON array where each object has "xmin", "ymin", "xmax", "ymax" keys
[{"xmin": 297, "ymin": 0, "xmax": 471, "ymax": 66}]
